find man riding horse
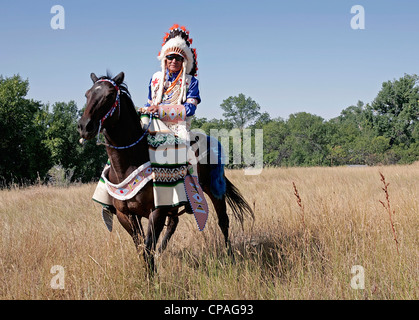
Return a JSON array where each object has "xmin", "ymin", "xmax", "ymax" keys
[
  {"xmin": 93, "ymin": 24, "xmax": 202, "ymax": 230},
  {"xmin": 79, "ymin": 25, "xmax": 253, "ymax": 274}
]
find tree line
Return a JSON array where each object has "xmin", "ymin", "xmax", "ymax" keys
[
  {"xmin": 192, "ymin": 74, "xmax": 419, "ymax": 167},
  {"xmin": 0, "ymin": 75, "xmax": 107, "ymax": 186},
  {"xmin": 0, "ymin": 73, "xmax": 418, "ymax": 186}
]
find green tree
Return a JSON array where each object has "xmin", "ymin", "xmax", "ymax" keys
[
  {"xmin": 284, "ymin": 112, "xmax": 329, "ymax": 166},
  {"xmin": 43, "ymin": 101, "xmax": 80, "ymax": 169},
  {"xmin": 201, "ymin": 119, "xmax": 234, "ymax": 135},
  {"xmin": 261, "ymin": 117, "xmax": 288, "ymax": 166},
  {"xmin": 43, "ymin": 102, "xmax": 108, "ymax": 182},
  {"xmin": 190, "ymin": 116, "xmax": 208, "ymax": 130},
  {"xmin": 250, "ymin": 111, "xmax": 271, "ymax": 129},
  {"xmin": 326, "ymin": 101, "xmax": 377, "ymax": 165},
  {"xmin": 220, "ymin": 93, "xmax": 261, "ymax": 129},
  {"xmin": 0, "ymin": 75, "xmax": 51, "ymax": 185},
  {"xmin": 370, "ymin": 74, "xmax": 419, "ymax": 146}
]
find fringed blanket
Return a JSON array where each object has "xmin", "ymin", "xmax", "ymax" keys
[
  {"xmin": 101, "ymin": 162, "xmax": 153, "ymax": 200},
  {"xmin": 140, "ymin": 112, "xmax": 197, "ymax": 208}
]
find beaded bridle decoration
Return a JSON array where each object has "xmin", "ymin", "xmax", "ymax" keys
[{"xmin": 95, "ymin": 79, "xmax": 151, "ymax": 150}]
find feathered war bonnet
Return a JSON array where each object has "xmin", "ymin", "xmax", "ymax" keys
[{"xmin": 155, "ymin": 24, "xmax": 198, "ymax": 105}]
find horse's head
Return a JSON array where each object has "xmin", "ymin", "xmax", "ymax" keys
[{"xmin": 78, "ymin": 72, "xmax": 125, "ymax": 140}]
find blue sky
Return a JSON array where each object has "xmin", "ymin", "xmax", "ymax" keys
[{"xmin": 1, "ymin": 0, "xmax": 418, "ymax": 120}]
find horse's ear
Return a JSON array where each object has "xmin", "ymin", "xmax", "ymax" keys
[
  {"xmin": 113, "ymin": 72, "xmax": 125, "ymax": 86},
  {"xmin": 90, "ymin": 73, "xmax": 98, "ymax": 83}
]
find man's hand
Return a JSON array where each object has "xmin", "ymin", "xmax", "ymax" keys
[{"xmin": 148, "ymin": 105, "xmax": 159, "ymax": 114}]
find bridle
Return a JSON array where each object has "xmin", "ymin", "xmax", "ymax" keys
[
  {"xmin": 94, "ymin": 79, "xmax": 151, "ymax": 150},
  {"xmin": 97, "ymin": 79, "xmax": 120, "ymax": 128}
]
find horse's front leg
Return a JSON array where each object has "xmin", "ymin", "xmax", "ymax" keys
[
  {"xmin": 144, "ymin": 208, "xmax": 167, "ymax": 274},
  {"xmin": 158, "ymin": 214, "xmax": 179, "ymax": 254},
  {"xmin": 129, "ymin": 214, "xmax": 145, "ymax": 253},
  {"xmin": 115, "ymin": 211, "xmax": 145, "ymax": 255}
]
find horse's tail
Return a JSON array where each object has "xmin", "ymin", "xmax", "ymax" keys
[{"xmin": 224, "ymin": 177, "xmax": 255, "ymax": 227}]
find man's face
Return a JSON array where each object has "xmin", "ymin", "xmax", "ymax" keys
[{"xmin": 166, "ymin": 54, "xmax": 184, "ymax": 73}]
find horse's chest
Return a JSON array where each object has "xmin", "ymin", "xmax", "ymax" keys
[{"xmin": 113, "ymin": 186, "xmax": 154, "ymax": 217}]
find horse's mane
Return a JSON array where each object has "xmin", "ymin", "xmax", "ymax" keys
[
  {"xmin": 98, "ymin": 72, "xmax": 140, "ymax": 121},
  {"xmin": 99, "ymin": 72, "xmax": 132, "ymax": 99}
]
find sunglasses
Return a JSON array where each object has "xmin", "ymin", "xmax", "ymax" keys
[{"xmin": 166, "ymin": 54, "xmax": 184, "ymax": 62}]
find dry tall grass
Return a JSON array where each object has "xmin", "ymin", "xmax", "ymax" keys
[{"xmin": 0, "ymin": 164, "xmax": 418, "ymax": 300}]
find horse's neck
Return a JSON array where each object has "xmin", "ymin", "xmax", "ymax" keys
[{"xmin": 105, "ymin": 95, "xmax": 149, "ymax": 182}]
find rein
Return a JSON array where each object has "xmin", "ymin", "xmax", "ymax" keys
[{"xmin": 95, "ymin": 79, "xmax": 151, "ymax": 150}]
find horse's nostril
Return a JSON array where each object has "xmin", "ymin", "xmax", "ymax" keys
[
  {"xmin": 78, "ymin": 118, "xmax": 95, "ymax": 137},
  {"xmin": 77, "ymin": 122, "xmax": 84, "ymax": 134}
]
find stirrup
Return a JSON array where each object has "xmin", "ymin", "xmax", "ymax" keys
[{"xmin": 101, "ymin": 206, "xmax": 115, "ymax": 232}]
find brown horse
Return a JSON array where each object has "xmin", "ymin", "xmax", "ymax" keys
[{"xmin": 78, "ymin": 72, "xmax": 254, "ymax": 273}]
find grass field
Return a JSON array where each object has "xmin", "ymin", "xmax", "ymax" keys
[{"xmin": 0, "ymin": 164, "xmax": 418, "ymax": 300}]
